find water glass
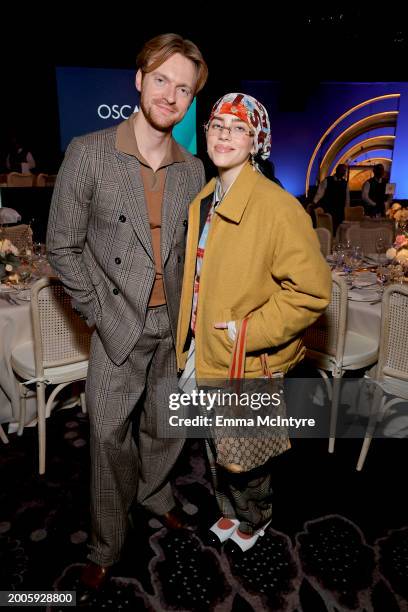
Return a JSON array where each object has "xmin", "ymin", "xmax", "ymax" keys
[
  {"xmin": 333, "ymin": 243, "xmax": 344, "ymax": 270},
  {"xmin": 350, "ymin": 245, "xmax": 363, "ymax": 269}
]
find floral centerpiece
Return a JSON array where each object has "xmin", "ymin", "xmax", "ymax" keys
[
  {"xmin": 386, "ymin": 201, "xmax": 408, "ymax": 229},
  {"xmin": 385, "ymin": 203, "xmax": 408, "ymax": 281},
  {"xmin": 0, "ymin": 238, "xmax": 20, "ymax": 281}
]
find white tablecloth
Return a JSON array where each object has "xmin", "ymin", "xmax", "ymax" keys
[
  {"xmin": 347, "ymin": 299, "xmax": 382, "ymax": 339},
  {"xmin": 0, "ymin": 297, "xmax": 35, "ymax": 428}
]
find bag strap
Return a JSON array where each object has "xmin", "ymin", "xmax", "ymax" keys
[{"xmin": 228, "ymin": 317, "xmax": 272, "ymax": 381}]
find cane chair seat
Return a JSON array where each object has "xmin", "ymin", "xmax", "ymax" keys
[
  {"xmin": 11, "ymin": 342, "xmax": 88, "ymax": 385},
  {"xmin": 304, "ymin": 273, "xmax": 379, "ymax": 453},
  {"xmin": 10, "ymin": 277, "xmax": 91, "ymax": 474}
]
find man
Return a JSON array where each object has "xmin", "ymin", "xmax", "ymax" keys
[
  {"xmin": 46, "ymin": 33, "xmax": 207, "ymax": 597},
  {"xmin": 362, "ymin": 163, "xmax": 388, "ymax": 216},
  {"xmin": 309, "ymin": 163, "xmax": 350, "ymax": 233}
]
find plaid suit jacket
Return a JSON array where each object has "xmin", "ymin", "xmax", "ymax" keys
[{"xmin": 46, "ymin": 125, "xmax": 205, "ymax": 366}]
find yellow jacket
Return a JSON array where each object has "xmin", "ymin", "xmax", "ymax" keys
[{"xmin": 176, "ymin": 162, "xmax": 332, "ymax": 379}]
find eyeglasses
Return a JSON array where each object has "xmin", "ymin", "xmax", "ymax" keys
[{"xmin": 205, "ymin": 120, "xmax": 254, "ymax": 139}]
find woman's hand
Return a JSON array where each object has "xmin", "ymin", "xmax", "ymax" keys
[{"xmin": 214, "ymin": 321, "xmax": 237, "ymax": 342}]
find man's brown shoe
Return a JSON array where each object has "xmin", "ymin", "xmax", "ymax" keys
[
  {"xmin": 158, "ymin": 506, "xmax": 194, "ymax": 531},
  {"xmin": 77, "ymin": 562, "xmax": 110, "ymax": 605}
]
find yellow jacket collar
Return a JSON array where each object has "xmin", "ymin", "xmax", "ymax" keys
[{"xmin": 215, "ymin": 162, "xmax": 261, "ymax": 224}]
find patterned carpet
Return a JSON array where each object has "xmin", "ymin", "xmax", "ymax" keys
[{"xmin": 1, "ymin": 406, "xmax": 407, "ymax": 611}]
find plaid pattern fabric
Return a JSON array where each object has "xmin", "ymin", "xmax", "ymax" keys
[
  {"xmin": 86, "ymin": 306, "xmax": 183, "ymax": 566},
  {"xmin": 190, "ymin": 180, "xmax": 224, "ymax": 333},
  {"xmin": 47, "ymin": 126, "xmax": 205, "ymax": 366},
  {"xmin": 47, "ymin": 123, "xmax": 206, "ymax": 568}
]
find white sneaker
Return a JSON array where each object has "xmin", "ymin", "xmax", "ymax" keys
[
  {"xmin": 209, "ymin": 518, "xmax": 240, "ymax": 543},
  {"xmin": 227, "ymin": 519, "xmax": 272, "ymax": 552}
]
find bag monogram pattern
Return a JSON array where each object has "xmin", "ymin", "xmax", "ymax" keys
[{"xmin": 214, "ymin": 318, "xmax": 291, "ymax": 472}]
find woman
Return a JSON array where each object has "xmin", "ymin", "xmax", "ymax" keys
[{"xmin": 176, "ymin": 93, "xmax": 331, "ymax": 553}]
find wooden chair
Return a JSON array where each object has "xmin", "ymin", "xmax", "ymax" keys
[
  {"xmin": 36, "ymin": 173, "xmax": 57, "ymax": 187},
  {"xmin": 35, "ymin": 173, "xmax": 48, "ymax": 187},
  {"xmin": 6, "ymin": 172, "xmax": 34, "ymax": 187}
]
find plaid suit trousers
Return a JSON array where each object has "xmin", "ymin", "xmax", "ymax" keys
[{"xmin": 86, "ymin": 305, "xmax": 183, "ymax": 566}]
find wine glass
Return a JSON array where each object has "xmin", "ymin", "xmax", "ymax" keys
[
  {"xmin": 333, "ymin": 243, "xmax": 344, "ymax": 270},
  {"xmin": 376, "ymin": 266, "xmax": 389, "ymax": 295},
  {"xmin": 375, "ymin": 236, "xmax": 386, "ymax": 263},
  {"xmin": 343, "ymin": 248, "xmax": 354, "ymax": 285},
  {"xmin": 350, "ymin": 246, "xmax": 363, "ymax": 276}
]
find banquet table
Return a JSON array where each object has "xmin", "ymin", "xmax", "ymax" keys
[
  {"xmin": 0, "ymin": 296, "xmax": 35, "ymax": 431},
  {"xmin": 0, "ymin": 266, "xmax": 62, "ymax": 434},
  {"xmin": 347, "ymin": 295, "xmax": 381, "ymax": 339},
  {"xmin": 0, "ymin": 281, "xmax": 382, "ymax": 435}
]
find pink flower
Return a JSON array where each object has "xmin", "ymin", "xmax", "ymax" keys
[{"xmin": 395, "ymin": 235, "xmax": 408, "ymax": 248}]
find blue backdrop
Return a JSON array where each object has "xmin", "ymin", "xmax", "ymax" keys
[
  {"xmin": 56, "ymin": 67, "xmax": 197, "ymax": 154},
  {"xmin": 242, "ymin": 81, "xmax": 408, "ymax": 198}
]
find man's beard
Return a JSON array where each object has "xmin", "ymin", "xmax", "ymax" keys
[{"xmin": 140, "ymin": 95, "xmax": 178, "ymax": 133}]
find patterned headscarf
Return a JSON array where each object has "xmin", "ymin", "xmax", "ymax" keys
[{"xmin": 207, "ymin": 93, "xmax": 271, "ymax": 165}]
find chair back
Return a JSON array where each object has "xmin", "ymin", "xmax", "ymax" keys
[
  {"xmin": 36, "ymin": 173, "xmax": 47, "ymax": 187},
  {"xmin": 345, "ymin": 225, "xmax": 394, "ymax": 253},
  {"xmin": 0, "ymin": 224, "xmax": 33, "ymax": 252},
  {"xmin": 344, "ymin": 206, "xmax": 365, "ymax": 222},
  {"xmin": 36, "ymin": 173, "xmax": 57, "ymax": 187},
  {"xmin": 303, "ymin": 273, "xmax": 348, "ymax": 364},
  {"xmin": 315, "ymin": 208, "xmax": 334, "ymax": 235},
  {"xmin": 377, "ymin": 284, "xmax": 408, "ymax": 382},
  {"xmin": 6, "ymin": 172, "xmax": 34, "ymax": 187},
  {"xmin": 30, "ymin": 277, "xmax": 91, "ymax": 376},
  {"xmin": 315, "ymin": 227, "xmax": 332, "ymax": 257}
]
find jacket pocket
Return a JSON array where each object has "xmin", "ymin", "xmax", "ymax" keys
[{"xmin": 221, "ymin": 308, "xmax": 234, "ymax": 348}]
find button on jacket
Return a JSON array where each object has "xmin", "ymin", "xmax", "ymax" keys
[{"xmin": 47, "ymin": 117, "xmax": 205, "ymax": 366}]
